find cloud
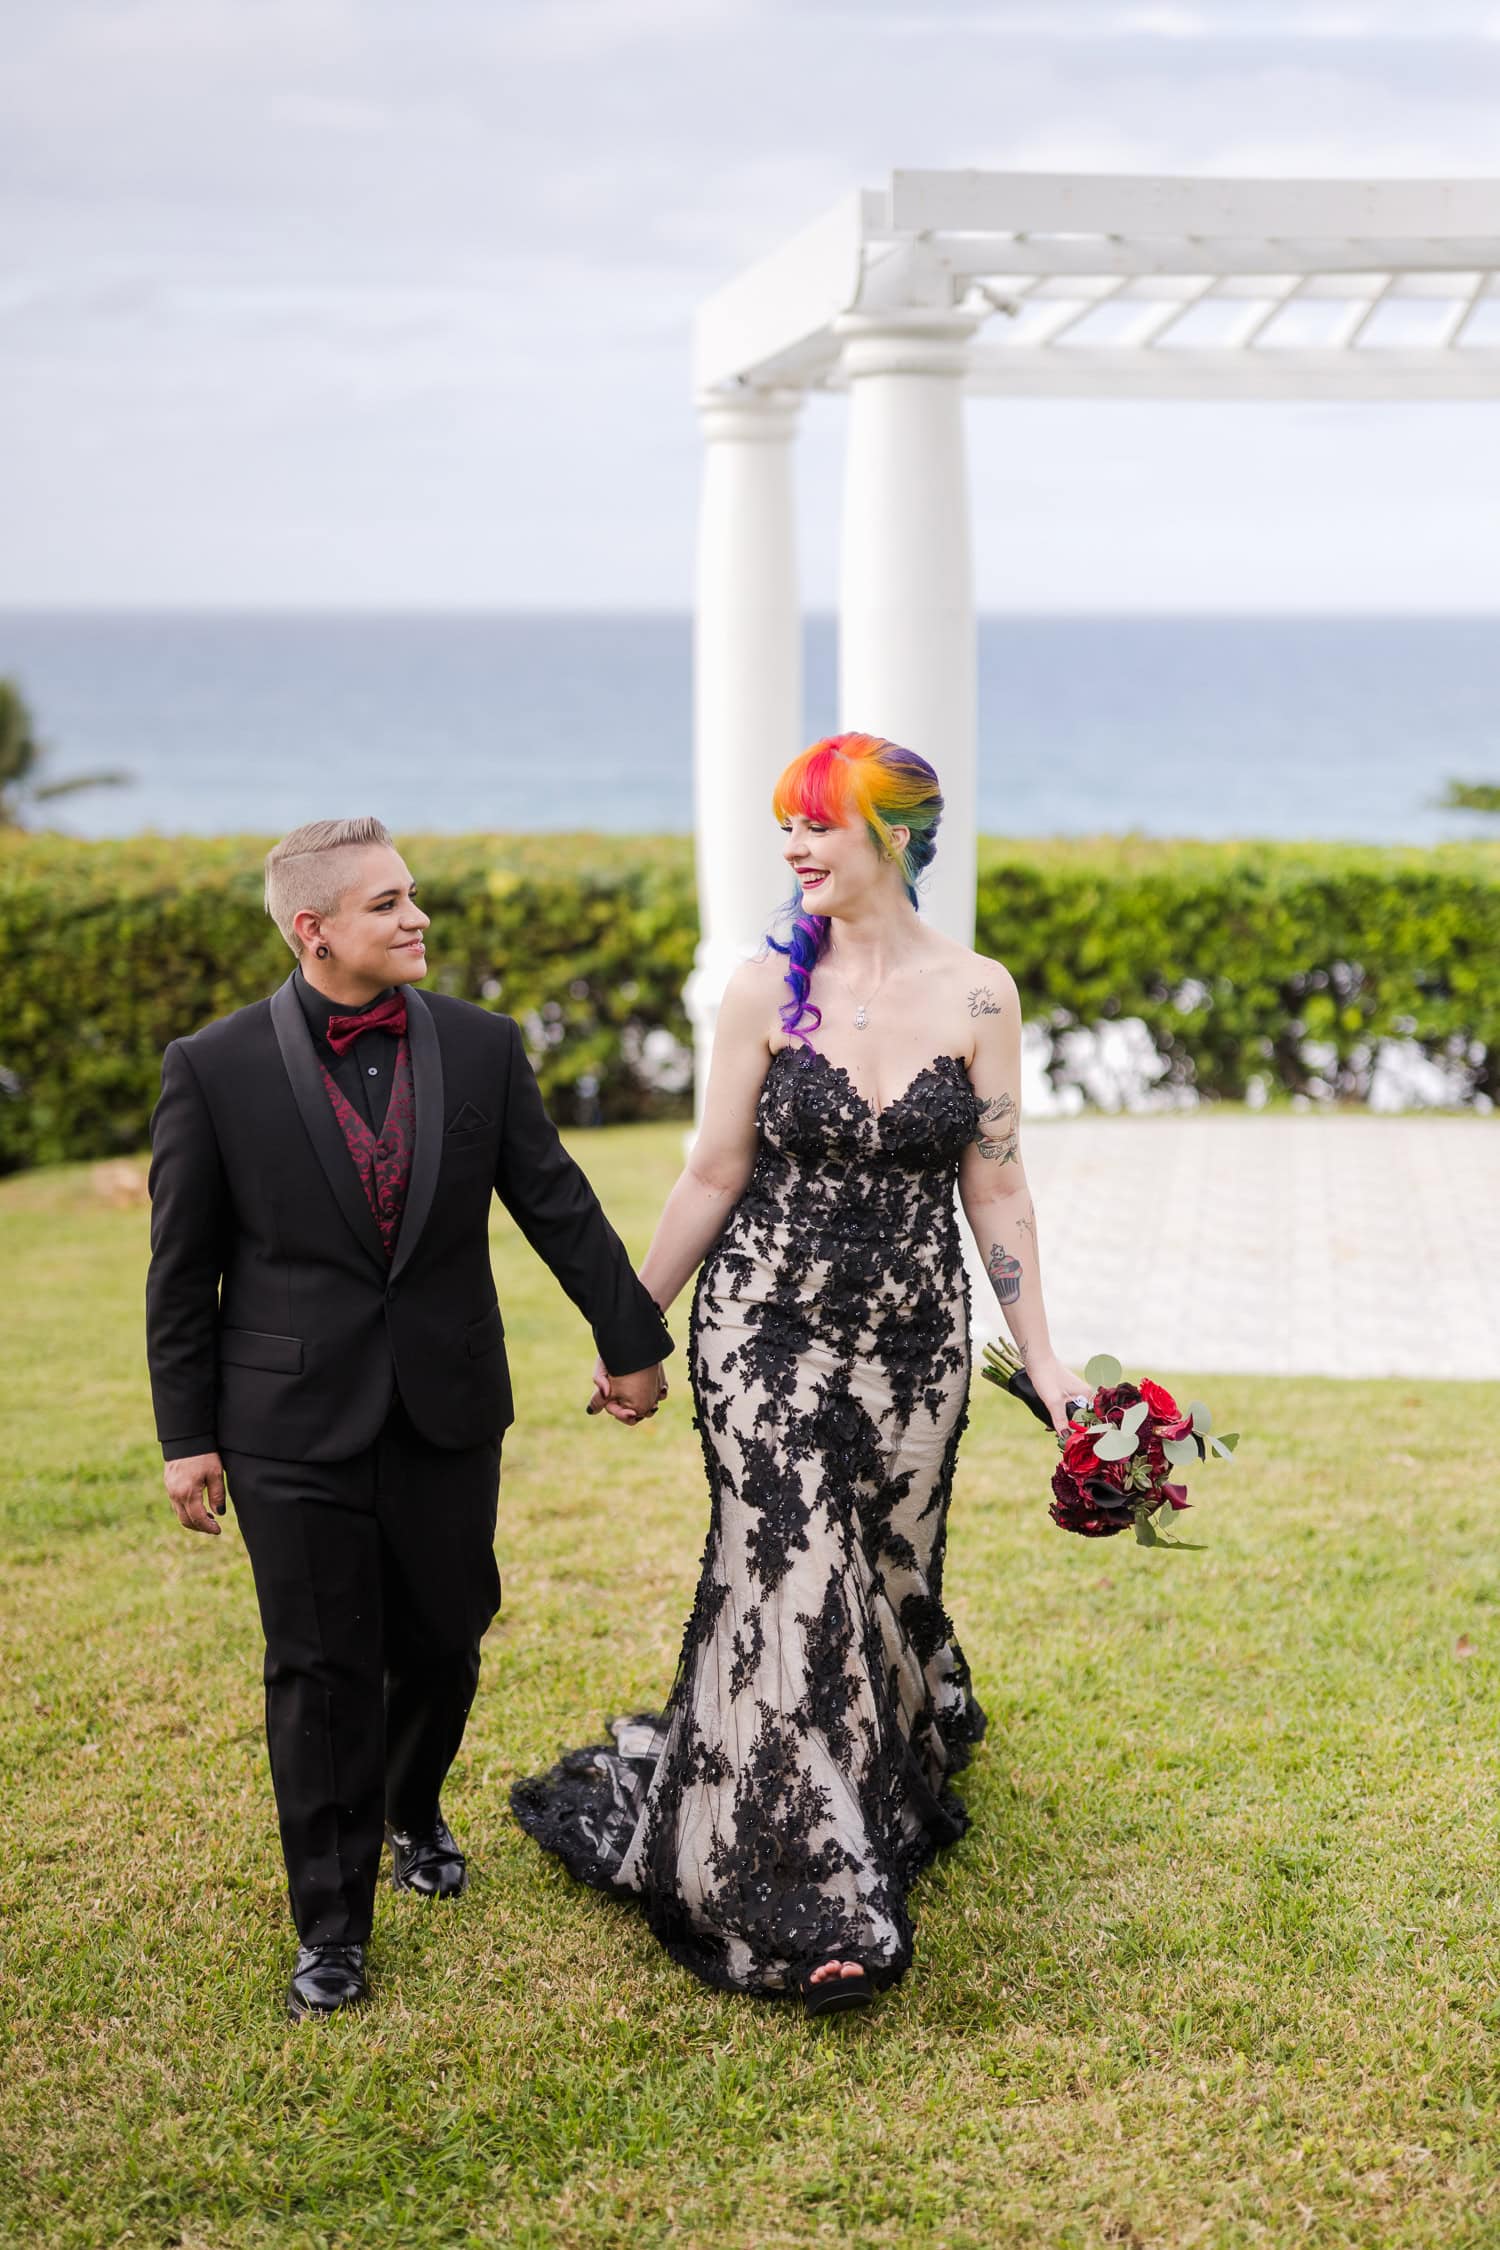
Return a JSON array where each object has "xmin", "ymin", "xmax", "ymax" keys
[
  {"xmin": 2, "ymin": 0, "xmax": 1499, "ymax": 606},
  {"xmin": 871, "ymin": 2, "xmax": 1500, "ymax": 34},
  {"xmin": 269, "ymin": 91, "xmax": 390, "ymax": 134},
  {"xmin": 495, "ymin": 0, "xmax": 750, "ymax": 62}
]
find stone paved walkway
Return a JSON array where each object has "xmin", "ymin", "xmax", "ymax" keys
[{"xmin": 987, "ymin": 1113, "xmax": 1500, "ymax": 1381}]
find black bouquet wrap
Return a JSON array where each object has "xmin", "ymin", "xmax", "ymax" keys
[{"xmin": 996, "ymin": 1364, "xmax": 1057, "ymax": 1432}]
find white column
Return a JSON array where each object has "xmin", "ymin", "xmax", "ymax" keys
[
  {"xmin": 837, "ymin": 313, "xmax": 978, "ymax": 946},
  {"xmin": 838, "ymin": 314, "xmax": 997, "ymax": 1341},
  {"xmin": 686, "ymin": 388, "xmax": 802, "ymax": 1116}
]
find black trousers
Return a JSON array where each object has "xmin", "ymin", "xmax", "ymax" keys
[{"xmin": 225, "ymin": 1398, "xmax": 502, "ymax": 1945}]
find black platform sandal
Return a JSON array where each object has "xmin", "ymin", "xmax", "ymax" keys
[{"xmin": 800, "ymin": 1964, "xmax": 874, "ymax": 2017}]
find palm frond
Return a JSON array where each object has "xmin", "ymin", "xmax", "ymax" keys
[{"xmin": 31, "ymin": 770, "xmax": 135, "ymax": 802}]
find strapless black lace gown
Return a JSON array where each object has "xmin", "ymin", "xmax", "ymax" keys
[{"xmin": 511, "ymin": 1045, "xmax": 986, "ymax": 1995}]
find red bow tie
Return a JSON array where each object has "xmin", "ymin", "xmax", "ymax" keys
[{"xmin": 324, "ymin": 991, "xmax": 408, "ymax": 1057}]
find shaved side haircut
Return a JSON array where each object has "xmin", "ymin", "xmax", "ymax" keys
[{"xmin": 264, "ymin": 816, "xmax": 396, "ymax": 955}]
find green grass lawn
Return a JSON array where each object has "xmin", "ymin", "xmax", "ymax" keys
[{"xmin": 1, "ymin": 1125, "xmax": 1497, "ymax": 2250}]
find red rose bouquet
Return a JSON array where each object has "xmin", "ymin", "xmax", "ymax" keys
[{"xmin": 981, "ymin": 1344, "xmax": 1238, "ymax": 1550}]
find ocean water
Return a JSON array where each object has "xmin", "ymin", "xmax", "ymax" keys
[{"xmin": 1, "ymin": 609, "xmax": 1497, "ymax": 846}]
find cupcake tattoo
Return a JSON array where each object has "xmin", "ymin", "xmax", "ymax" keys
[{"xmin": 987, "ymin": 1241, "xmax": 1023, "ymax": 1305}]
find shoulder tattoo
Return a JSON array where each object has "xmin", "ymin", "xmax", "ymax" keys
[{"xmin": 968, "ymin": 986, "xmax": 1004, "ymax": 1019}]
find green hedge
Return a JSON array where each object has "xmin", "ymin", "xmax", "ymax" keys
[
  {"xmin": 973, "ymin": 834, "xmax": 1500, "ymax": 1112},
  {"xmin": 1, "ymin": 831, "xmax": 1496, "ymax": 1171},
  {"xmin": 0, "ymin": 834, "xmax": 696, "ymax": 1172}
]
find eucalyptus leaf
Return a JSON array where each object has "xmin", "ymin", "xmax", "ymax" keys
[
  {"xmin": 1187, "ymin": 1400, "xmax": 1213, "ymax": 1435},
  {"xmin": 1208, "ymin": 1434, "xmax": 1239, "ymax": 1460},
  {"xmin": 1121, "ymin": 1400, "xmax": 1149, "ymax": 1435},
  {"xmin": 1162, "ymin": 1437, "xmax": 1199, "ymax": 1468},
  {"xmin": 1092, "ymin": 1429, "xmax": 1138, "ymax": 1462},
  {"xmin": 1134, "ymin": 1514, "xmax": 1160, "ymax": 1546},
  {"xmin": 1085, "ymin": 1353, "xmax": 1122, "ymax": 1389}
]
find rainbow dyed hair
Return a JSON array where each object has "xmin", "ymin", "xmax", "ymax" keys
[{"xmin": 766, "ymin": 731, "xmax": 943, "ymax": 1041}]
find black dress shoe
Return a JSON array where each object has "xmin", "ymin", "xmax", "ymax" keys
[
  {"xmin": 387, "ymin": 1814, "xmax": 467, "ymax": 1898},
  {"xmin": 286, "ymin": 1942, "xmax": 368, "ymax": 2021}
]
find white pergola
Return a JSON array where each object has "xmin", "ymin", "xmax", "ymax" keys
[{"xmin": 685, "ymin": 169, "xmax": 1500, "ymax": 1086}]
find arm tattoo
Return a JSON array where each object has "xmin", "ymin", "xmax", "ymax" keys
[
  {"xmin": 968, "ymin": 986, "xmax": 1004, "ymax": 1019},
  {"xmin": 1016, "ymin": 1210, "xmax": 1035, "ymax": 1241},
  {"xmin": 974, "ymin": 1091, "xmax": 1019, "ymax": 1164},
  {"xmin": 986, "ymin": 1241, "xmax": 1023, "ymax": 1304}
]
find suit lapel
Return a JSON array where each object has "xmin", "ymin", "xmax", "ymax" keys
[
  {"xmin": 389, "ymin": 986, "xmax": 443, "ymax": 1283},
  {"xmin": 269, "ymin": 975, "xmax": 388, "ymax": 1272}
]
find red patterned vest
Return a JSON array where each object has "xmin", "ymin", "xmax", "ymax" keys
[{"xmin": 318, "ymin": 1038, "xmax": 416, "ymax": 1260}]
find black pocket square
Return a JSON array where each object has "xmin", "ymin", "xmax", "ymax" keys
[{"xmin": 445, "ymin": 1102, "xmax": 492, "ymax": 1135}]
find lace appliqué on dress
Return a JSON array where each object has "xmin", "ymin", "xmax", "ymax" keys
[{"xmin": 511, "ymin": 1046, "xmax": 987, "ymax": 1996}]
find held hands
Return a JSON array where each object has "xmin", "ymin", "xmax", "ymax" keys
[
  {"xmin": 163, "ymin": 1451, "xmax": 227, "ymax": 1535},
  {"xmin": 587, "ymin": 1358, "xmax": 669, "ymax": 1427},
  {"xmin": 1026, "ymin": 1354, "xmax": 1091, "ymax": 1436}
]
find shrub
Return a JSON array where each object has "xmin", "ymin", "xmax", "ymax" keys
[
  {"xmin": 0, "ymin": 833, "xmax": 697, "ymax": 1171},
  {"xmin": 1, "ymin": 831, "xmax": 1496, "ymax": 1171},
  {"xmin": 976, "ymin": 835, "xmax": 1500, "ymax": 1109}
]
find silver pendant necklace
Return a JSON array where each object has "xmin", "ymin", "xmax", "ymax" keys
[{"xmin": 831, "ymin": 957, "xmax": 894, "ymax": 1031}]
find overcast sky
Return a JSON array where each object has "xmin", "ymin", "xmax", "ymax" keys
[{"xmin": 4, "ymin": 0, "xmax": 1500, "ymax": 611}]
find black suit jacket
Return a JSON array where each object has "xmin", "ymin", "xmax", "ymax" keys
[{"xmin": 145, "ymin": 975, "xmax": 672, "ymax": 1463}]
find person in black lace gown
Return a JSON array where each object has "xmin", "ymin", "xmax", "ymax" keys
[{"xmin": 512, "ymin": 734, "xmax": 1083, "ymax": 2009}]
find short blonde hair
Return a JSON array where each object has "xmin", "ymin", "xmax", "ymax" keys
[{"xmin": 264, "ymin": 816, "xmax": 395, "ymax": 955}]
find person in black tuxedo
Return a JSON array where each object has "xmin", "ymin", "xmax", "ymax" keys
[{"xmin": 146, "ymin": 816, "xmax": 670, "ymax": 2020}]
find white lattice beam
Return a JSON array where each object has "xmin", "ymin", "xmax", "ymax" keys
[
  {"xmin": 959, "ymin": 344, "xmax": 1500, "ymax": 400},
  {"xmin": 888, "ymin": 169, "xmax": 1500, "ymax": 245},
  {"xmin": 695, "ymin": 171, "xmax": 1500, "ymax": 397}
]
